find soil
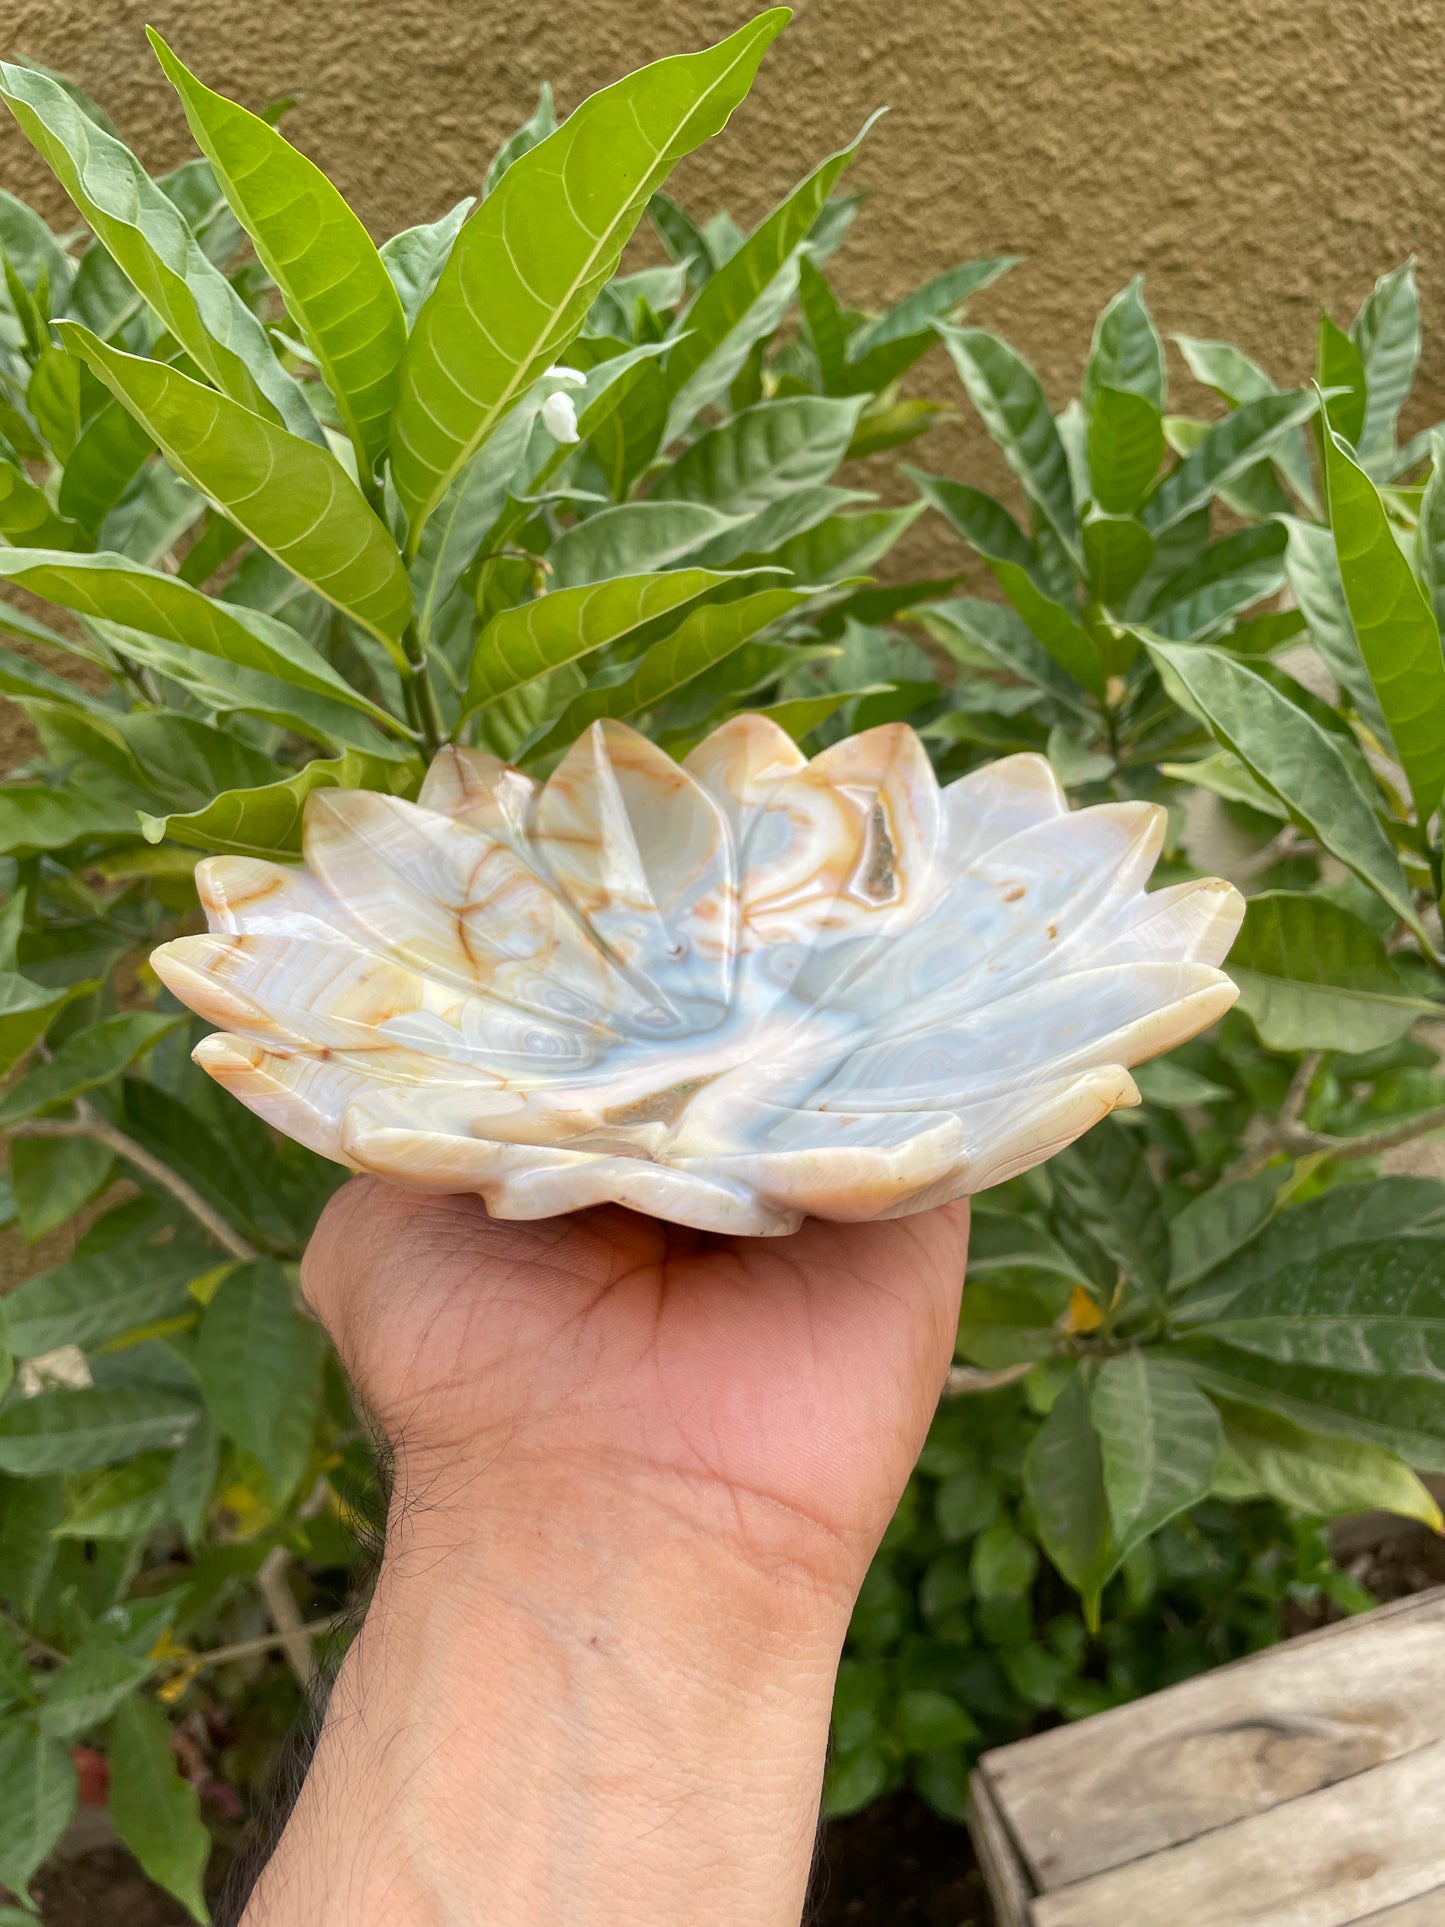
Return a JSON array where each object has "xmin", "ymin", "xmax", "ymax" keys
[{"xmin": 25, "ymin": 1516, "xmax": 1445, "ymax": 1927}]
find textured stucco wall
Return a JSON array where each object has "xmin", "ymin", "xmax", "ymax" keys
[{"xmin": 3, "ymin": 0, "xmax": 1442, "ymax": 429}]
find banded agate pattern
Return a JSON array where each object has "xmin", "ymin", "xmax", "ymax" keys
[{"xmin": 151, "ymin": 716, "xmax": 1244, "ymax": 1235}]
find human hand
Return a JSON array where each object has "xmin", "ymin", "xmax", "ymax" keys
[{"xmin": 242, "ymin": 1183, "xmax": 969, "ymax": 1927}]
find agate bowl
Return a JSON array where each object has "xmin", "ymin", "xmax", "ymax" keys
[{"xmin": 151, "ymin": 716, "xmax": 1243, "ymax": 1236}]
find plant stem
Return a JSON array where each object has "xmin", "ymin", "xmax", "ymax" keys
[
  {"xmin": 1228, "ymin": 1050, "xmax": 1445, "ymax": 1178},
  {"xmin": 157, "ymin": 1618, "xmax": 341, "ymax": 1674},
  {"xmin": 942, "ymin": 1361, "xmax": 1035, "ymax": 1397},
  {"xmin": 400, "ymin": 619, "xmax": 444, "ymax": 760},
  {"xmin": 257, "ymin": 1545, "xmax": 318, "ymax": 1688},
  {"xmin": 6, "ymin": 1107, "xmax": 260, "ymax": 1262}
]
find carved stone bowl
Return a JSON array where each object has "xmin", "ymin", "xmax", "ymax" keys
[{"xmin": 151, "ymin": 716, "xmax": 1242, "ymax": 1236}]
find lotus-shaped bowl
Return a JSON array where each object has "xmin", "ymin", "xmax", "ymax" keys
[{"xmin": 151, "ymin": 716, "xmax": 1243, "ymax": 1236}]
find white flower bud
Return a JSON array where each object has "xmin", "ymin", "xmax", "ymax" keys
[
  {"xmin": 541, "ymin": 390, "xmax": 580, "ymax": 443},
  {"xmin": 544, "ymin": 364, "xmax": 587, "ymax": 387}
]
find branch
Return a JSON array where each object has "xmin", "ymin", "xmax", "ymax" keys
[
  {"xmin": 6, "ymin": 1108, "xmax": 259, "ymax": 1262},
  {"xmin": 943, "ymin": 1361, "xmax": 1035, "ymax": 1397},
  {"xmin": 257, "ymin": 1546, "xmax": 317, "ymax": 1689},
  {"xmin": 159, "ymin": 1617, "xmax": 340, "ymax": 1675}
]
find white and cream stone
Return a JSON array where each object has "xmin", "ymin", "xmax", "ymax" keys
[{"xmin": 151, "ymin": 716, "xmax": 1244, "ymax": 1235}]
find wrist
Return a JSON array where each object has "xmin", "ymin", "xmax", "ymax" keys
[{"xmin": 244, "ymin": 1451, "xmax": 855, "ymax": 1927}]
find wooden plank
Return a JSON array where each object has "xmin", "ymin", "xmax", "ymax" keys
[
  {"xmin": 966, "ymin": 1770, "xmax": 1032, "ymax": 1927},
  {"xmin": 980, "ymin": 1588, "xmax": 1445, "ymax": 1891},
  {"xmin": 1031, "ymin": 1737, "xmax": 1445, "ymax": 1927}
]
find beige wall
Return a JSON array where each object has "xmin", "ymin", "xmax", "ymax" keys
[{"xmin": 4, "ymin": 0, "xmax": 1443, "ymax": 424}]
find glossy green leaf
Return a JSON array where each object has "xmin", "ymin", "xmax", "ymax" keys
[
  {"xmin": 108, "ymin": 1692, "xmax": 211, "ymax": 1923},
  {"xmin": 0, "ymin": 549, "xmax": 393, "ymax": 724},
  {"xmin": 0, "ymin": 61, "xmax": 318, "ymax": 443},
  {"xmin": 38, "ymin": 1630, "xmax": 152, "ymax": 1740},
  {"xmin": 1052, "ymin": 1118, "xmax": 1171, "ymax": 1301},
  {"xmin": 1022, "ymin": 1372, "xmax": 1111, "ymax": 1619},
  {"xmin": 1172, "ymin": 332, "xmax": 1317, "ymax": 508},
  {"xmin": 140, "ymin": 748, "xmax": 421, "ymax": 858},
  {"xmin": 1279, "ymin": 514, "xmax": 1382, "ymax": 727},
  {"xmin": 0, "ymin": 1386, "xmax": 199, "ymax": 1474},
  {"xmin": 0, "ymin": 1723, "xmax": 75, "ymax": 1903},
  {"xmin": 840, "ymin": 255, "xmax": 1020, "ymax": 394},
  {"xmin": 1082, "ymin": 511, "xmax": 1154, "ymax": 605},
  {"xmin": 738, "ymin": 503, "xmax": 924, "ymax": 584},
  {"xmin": 0, "ymin": 966, "xmax": 90, "ymax": 1076},
  {"xmin": 60, "ymin": 324, "xmax": 414, "ymax": 661},
  {"xmin": 1352, "ymin": 261, "xmax": 1420, "ymax": 466},
  {"xmin": 381, "ymin": 196, "xmax": 474, "ymax": 328},
  {"xmin": 1228, "ymin": 890, "xmax": 1433, "ymax": 1053},
  {"xmin": 545, "ymin": 501, "xmax": 738, "ymax": 588},
  {"xmin": 1322, "ymin": 422, "xmax": 1445, "ymax": 827},
  {"xmin": 1168, "ymin": 1170, "xmax": 1283, "ymax": 1291},
  {"xmin": 56, "ymin": 394, "xmax": 155, "ymax": 533},
  {"xmin": 1417, "ymin": 429, "xmax": 1445, "ymax": 634},
  {"xmin": 468, "ymin": 569, "xmax": 748, "ymax": 712},
  {"xmin": 1202, "ymin": 1236, "xmax": 1445, "ymax": 1381},
  {"xmin": 0, "ymin": 1011, "xmax": 184, "ymax": 1126},
  {"xmin": 521, "ymin": 584, "xmax": 808, "ymax": 767},
  {"xmin": 1092, "ymin": 1352, "xmax": 1222, "ymax": 1568},
  {"xmin": 1143, "ymin": 638, "xmax": 1414, "ymax": 927},
  {"xmin": 390, "ymin": 12, "xmax": 788, "ymax": 546},
  {"xmin": 55, "ymin": 1451, "xmax": 179, "ymax": 1540},
  {"xmin": 483, "ymin": 82, "xmax": 557, "ymax": 196},
  {"xmin": 1084, "ymin": 277, "xmax": 1165, "ymax": 411},
  {"xmin": 1142, "ymin": 390, "xmax": 1317, "ymax": 534},
  {"xmin": 0, "ymin": 456, "xmax": 86, "ymax": 549},
  {"xmin": 936, "ymin": 322, "xmax": 1078, "ymax": 556},
  {"xmin": 9, "ymin": 1135, "xmax": 113, "ymax": 1242},
  {"xmin": 1215, "ymin": 1400, "xmax": 1440, "ymax": 1526},
  {"xmin": 1086, "ymin": 385, "xmax": 1164, "ymax": 515},
  {"xmin": 1317, "ymin": 311, "xmax": 1366, "ymax": 445},
  {"xmin": 1142, "ymin": 524, "xmax": 1288, "ymax": 641},
  {"xmin": 662, "ymin": 117, "xmax": 874, "ymax": 441},
  {"xmin": 151, "ymin": 32, "xmax": 408, "ymax": 476},
  {"xmin": 653, "ymin": 394, "xmax": 865, "ymax": 516},
  {"xmin": 196, "ymin": 1261, "xmax": 323, "ymax": 1500},
  {"xmin": 918, "ymin": 596, "xmax": 1087, "ymax": 713},
  {"xmin": 5, "ymin": 1239, "xmax": 207, "ymax": 1359}
]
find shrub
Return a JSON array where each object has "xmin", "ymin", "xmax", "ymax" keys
[{"xmin": 0, "ymin": 13, "xmax": 1443, "ymax": 1913}]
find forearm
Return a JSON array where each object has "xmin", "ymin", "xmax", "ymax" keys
[{"xmin": 241, "ymin": 1455, "xmax": 854, "ymax": 1927}]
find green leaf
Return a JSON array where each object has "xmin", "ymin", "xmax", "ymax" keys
[
  {"xmin": 1082, "ymin": 511, "xmax": 1154, "ymax": 606},
  {"xmin": 0, "ymin": 967, "xmax": 91, "ymax": 1077},
  {"xmin": 1317, "ymin": 310, "xmax": 1367, "ymax": 445},
  {"xmin": 0, "ymin": 1723, "xmax": 75, "ymax": 1903},
  {"xmin": 739, "ymin": 503, "xmax": 924, "ymax": 584},
  {"xmin": 1201, "ymin": 1236, "xmax": 1445, "ymax": 1381},
  {"xmin": 918, "ymin": 596, "xmax": 1089, "ymax": 714},
  {"xmin": 467, "ymin": 569, "xmax": 748, "ymax": 712},
  {"xmin": 661, "ymin": 116, "xmax": 875, "ymax": 440},
  {"xmin": 652, "ymin": 394, "xmax": 865, "ymax": 515},
  {"xmin": 380, "ymin": 196, "xmax": 474, "ymax": 328},
  {"xmin": 57, "ymin": 324, "xmax": 414, "ymax": 663},
  {"xmin": 150, "ymin": 33, "xmax": 408, "ymax": 477},
  {"xmin": 0, "ymin": 1386, "xmax": 199, "ymax": 1475},
  {"xmin": 0, "ymin": 549, "xmax": 394, "ymax": 725},
  {"xmin": 0, "ymin": 61, "xmax": 318, "ymax": 444},
  {"xmin": 140, "ymin": 747, "xmax": 420, "ymax": 858},
  {"xmin": 1168, "ymin": 1169, "xmax": 1283, "ymax": 1291},
  {"xmin": 390, "ymin": 12, "xmax": 788, "ymax": 546},
  {"xmin": 0, "ymin": 1626, "xmax": 29, "ymax": 1715},
  {"xmin": 1130, "ymin": 1060, "xmax": 1231, "ymax": 1108},
  {"xmin": 840, "ymin": 255, "xmax": 1020, "ymax": 394},
  {"xmin": 1023, "ymin": 1371, "xmax": 1111, "ymax": 1619},
  {"xmin": 56, "ymin": 393, "xmax": 155, "ymax": 533},
  {"xmin": 9, "ymin": 1135, "xmax": 113, "ymax": 1242},
  {"xmin": 0, "ymin": 456, "xmax": 87, "ymax": 549},
  {"xmin": 1417, "ymin": 429, "xmax": 1445, "ymax": 634},
  {"xmin": 196, "ymin": 1261, "xmax": 322, "ymax": 1501},
  {"xmin": 108, "ymin": 1693, "xmax": 211, "ymax": 1923},
  {"xmin": 1142, "ymin": 390, "xmax": 1318, "ymax": 534},
  {"xmin": 55, "ymin": 1450, "xmax": 179, "ymax": 1539},
  {"xmin": 544, "ymin": 501, "xmax": 738, "ymax": 588},
  {"xmin": 1321, "ymin": 422, "xmax": 1445, "ymax": 827},
  {"xmin": 1084, "ymin": 278, "xmax": 1165, "ymax": 411},
  {"xmin": 936, "ymin": 323, "xmax": 1078, "ymax": 556},
  {"xmin": 1086, "ymin": 385, "xmax": 1164, "ymax": 515},
  {"xmin": 893, "ymin": 1688, "xmax": 978, "ymax": 1752},
  {"xmin": 520, "ymin": 584, "xmax": 809, "ymax": 768},
  {"xmin": 1175, "ymin": 1343, "xmax": 1445, "ymax": 1467},
  {"xmin": 38, "ymin": 1630, "xmax": 152, "ymax": 1739},
  {"xmin": 483, "ymin": 82, "xmax": 557, "ymax": 196},
  {"xmin": 0, "ymin": 1011, "xmax": 184, "ymax": 1126},
  {"xmin": 1052, "ymin": 1116, "xmax": 1171, "ymax": 1300},
  {"xmin": 1142, "ymin": 639, "xmax": 1414, "ymax": 928},
  {"xmin": 6, "ymin": 1239, "xmax": 207, "ymax": 1358},
  {"xmin": 1215, "ymin": 1400, "xmax": 1441, "ymax": 1527},
  {"xmin": 1227, "ymin": 890, "xmax": 1433, "ymax": 1053},
  {"xmin": 1280, "ymin": 515, "xmax": 1382, "ymax": 727},
  {"xmin": 1091, "ymin": 1352, "xmax": 1222, "ymax": 1570},
  {"xmin": 969, "ymin": 1519, "xmax": 1039, "ymax": 1598},
  {"xmin": 1141, "ymin": 524, "xmax": 1288, "ymax": 642},
  {"xmin": 1352, "ymin": 261, "xmax": 1419, "ymax": 466}
]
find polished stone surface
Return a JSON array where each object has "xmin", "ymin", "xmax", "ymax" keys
[{"xmin": 152, "ymin": 717, "xmax": 1243, "ymax": 1234}]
